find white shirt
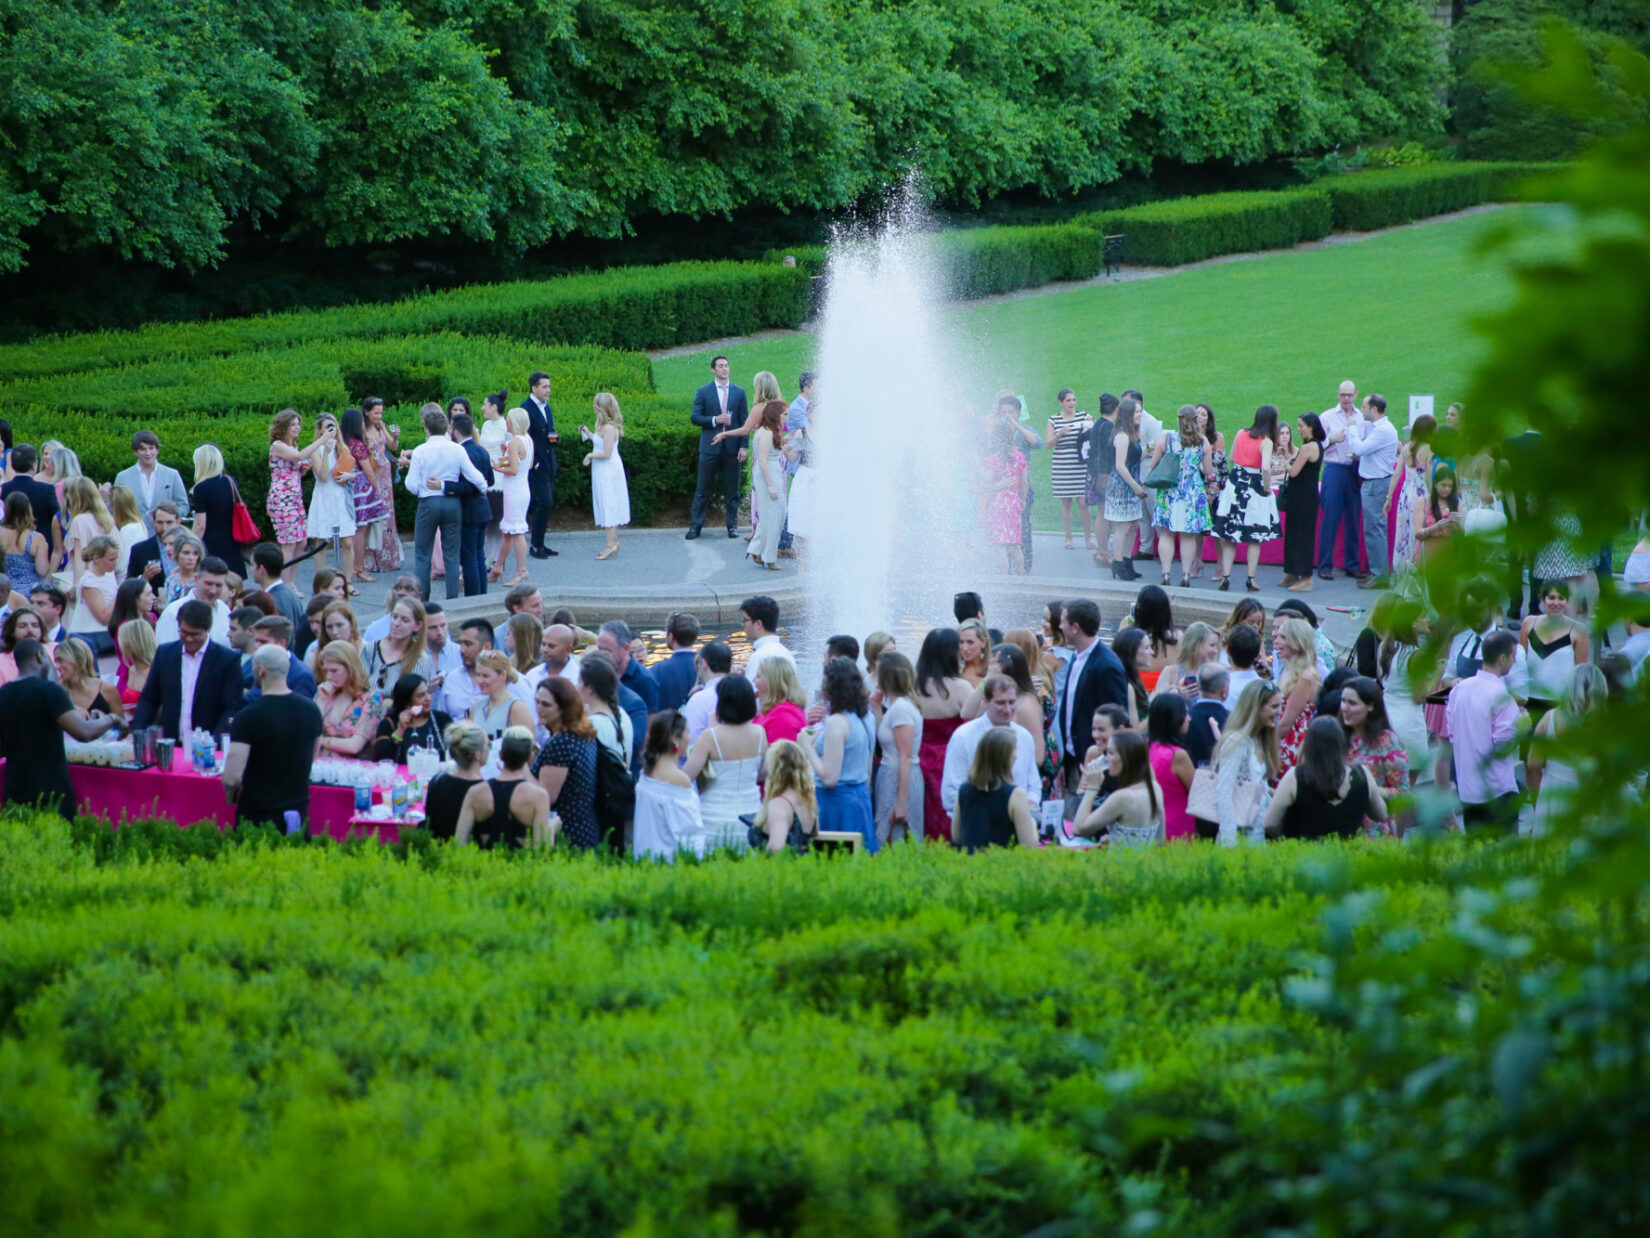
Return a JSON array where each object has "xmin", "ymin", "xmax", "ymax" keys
[
  {"xmin": 682, "ymin": 675, "xmax": 725, "ymax": 743},
  {"xmin": 940, "ymin": 715, "xmax": 1041, "ymax": 814},
  {"xmin": 155, "ymin": 595, "xmax": 231, "ymax": 646},
  {"xmin": 1226, "ymin": 667, "xmax": 1262, "ymax": 701},
  {"xmin": 1138, "ymin": 409, "xmax": 1164, "ymax": 449},
  {"xmin": 716, "ymin": 381, "xmax": 730, "ymax": 416},
  {"xmin": 178, "ymin": 645, "xmax": 205, "ymax": 738},
  {"xmin": 362, "ymin": 613, "xmax": 394, "ymax": 643},
  {"xmin": 437, "ymin": 663, "xmax": 482, "ymax": 720},
  {"xmin": 1349, "ymin": 415, "xmax": 1399, "ymax": 480},
  {"xmin": 135, "ymin": 465, "xmax": 157, "ymax": 511},
  {"xmin": 404, "ymin": 437, "xmax": 487, "ymax": 499},
  {"xmin": 426, "ymin": 640, "xmax": 463, "ymax": 681},
  {"xmin": 745, "ymin": 634, "xmax": 795, "ymax": 683},
  {"xmin": 524, "ymin": 656, "xmax": 580, "ymax": 699},
  {"xmin": 1320, "ymin": 405, "xmax": 1357, "ymax": 467}
]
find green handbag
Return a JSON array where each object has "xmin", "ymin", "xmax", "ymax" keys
[{"xmin": 1144, "ymin": 447, "xmax": 1181, "ymax": 490}]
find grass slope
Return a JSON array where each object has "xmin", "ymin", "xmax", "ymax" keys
[{"xmin": 655, "ymin": 208, "xmax": 1536, "ymax": 530}]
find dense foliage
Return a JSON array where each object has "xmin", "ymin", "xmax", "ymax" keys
[
  {"xmin": 1451, "ymin": 0, "xmax": 1650, "ymax": 159},
  {"xmin": 0, "ymin": 0, "xmax": 1447, "ymax": 275},
  {"xmin": 1073, "ymin": 190, "xmax": 1334, "ymax": 266}
]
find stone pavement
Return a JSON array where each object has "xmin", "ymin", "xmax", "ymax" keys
[{"xmin": 346, "ymin": 527, "xmax": 1377, "ymax": 650}]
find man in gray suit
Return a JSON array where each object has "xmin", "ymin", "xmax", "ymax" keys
[
  {"xmin": 686, "ymin": 355, "xmax": 748, "ymax": 539},
  {"xmin": 113, "ymin": 431, "xmax": 191, "ymax": 534}
]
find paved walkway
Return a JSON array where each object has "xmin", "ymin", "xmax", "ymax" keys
[{"xmin": 349, "ymin": 526, "xmax": 1376, "ymax": 650}]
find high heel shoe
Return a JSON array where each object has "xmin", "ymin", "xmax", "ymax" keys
[
  {"xmin": 1217, "ymin": 576, "xmax": 1231, "ymax": 591},
  {"xmin": 488, "ymin": 564, "xmax": 504, "ymax": 582},
  {"xmin": 1245, "ymin": 576, "xmax": 1261, "ymax": 592},
  {"xmin": 596, "ymin": 545, "xmax": 619, "ymax": 561},
  {"xmin": 1160, "ymin": 572, "xmax": 1172, "ymax": 586}
]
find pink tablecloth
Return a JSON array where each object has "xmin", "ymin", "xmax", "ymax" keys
[{"xmin": 5, "ymin": 760, "xmax": 400, "ymax": 842}]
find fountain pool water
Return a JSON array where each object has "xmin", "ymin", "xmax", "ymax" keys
[{"xmin": 804, "ymin": 196, "xmax": 986, "ymax": 639}]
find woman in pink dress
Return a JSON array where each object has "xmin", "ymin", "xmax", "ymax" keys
[
  {"xmin": 360, "ymin": 398, "xmax": 404, "ymax": 574},
  {"xmin": 980, "ymin": 422, "xmax": 1028, "ymax": 574},
  {"xmin": 914, "ymin": 628, "xmax": 972, "ymax": 844},
  {"xmin": 341, "ymin": 406, "xmax": 390, "ymax": 585},
  {"xmin": 1146, "ymin": 693, "xmax": 1196, "ymax": 841},
  {"xmin": 267, "ymin": 409, "xmax": 329, "ymax": 589}
]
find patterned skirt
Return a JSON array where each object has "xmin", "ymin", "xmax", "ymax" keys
[
  {"xmin": 353, "ymin": 468, "xmax": 390, "ymax": 525},
  {"xmin": 1212, "ymin": 466, "xmax": 1280, "ymax": 545}
]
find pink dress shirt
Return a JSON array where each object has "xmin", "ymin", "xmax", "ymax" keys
[{"xmin": 1444, "ymin": 670, "xmax": 1520, "ymax": 804}]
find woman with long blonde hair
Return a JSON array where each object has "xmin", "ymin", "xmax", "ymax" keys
[
  {"xmin": 1272, "ymin": 616, "xmax": 1321, "ymax": 775},
  {"xmin": 1152, "ymin": 621, "xmax": 1220, "ymax": 701},
  {"xmin": 757, "ymin": 739, "xmax": 820, "ymax": 853},
  {"xmin": 62, "ymin": 477, "xmax": 116, "ymax": 592},
  {"xmin": 1212, "ymin": 680, "xmax": 1282, "ymax": 846},
  {"xmin": 957, "ymin": 618, "xmax": 991, "ymax": 688},
  {"xmin": 492, "ymin": 406, "xmax": 532, "ymax": 584},
  {"xmin": 581, "ymin": 391, "xmax": 630, "ymax": 560},
  {"xmin": 108, "ymin": 485, "xmax": 147, "ymax": 577}
]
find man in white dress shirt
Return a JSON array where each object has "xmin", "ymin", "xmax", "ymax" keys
[
  {"xmin": 403, "ymin": 405, "xmax": 488, "ymax": 602},
  {"xmin": 436, "ymin": 617, "xmax": 495, "ymax": 720},
  {"xmin": 1124, "ymin": 389, "xmax": 1164, "ymax": 557},
  {"xmin": 740, "ymin": 595, "xmax": 795, "ymax": 682},
  {"xmin": 524, "ymin": 623, "xmax": 581, "ymax": 697},
  {"xmin": 682, "ymin": 641, "xmax": 733, "ymax": 743},
  {"xmin": 1316, "ymin": 380, "xmax": 1364, "ymax": 580},
  {"xmin": 154, "ymin": 558, "xmax": 232, "ymax": 645},
  {"xmin": 1347, "ymin": 393, "xmax": 1400, "ymax": 589},
  {"xmin": 941, "ymin": 676, "xmax": 1041, "ymax": 814}
]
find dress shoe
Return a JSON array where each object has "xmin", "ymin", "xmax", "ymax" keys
[
  {"xmin": 529, "ymin": 546, "xmax": 553, "ymax": 560},
  {"xmin": 727, "ymin": 528, "xmax": 740, "ymax": 539},
  {"xmin": 1317, "ymin": 569, "xmax": 1334, "ymax": 582},
  {"xmin": 685, "ymin": 528, "xmax": 702, "ymax": 540},
  {"xmin": 1356, "ymin": 575, "xmax": 1389, "ymax": 590}
]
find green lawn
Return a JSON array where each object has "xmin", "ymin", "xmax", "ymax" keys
[{"xmin": 654, "ymin": 208, "xmax": 1538, "ymax": 530}]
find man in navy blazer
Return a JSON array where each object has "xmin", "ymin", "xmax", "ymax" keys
[
  {"xmin": 1055, "ymin": 598, "xmax": 1129, "ymax": 787},
  {"xmin": 520, "ymin": 371, "xmax": 559, "ymax": 559},
  {"xmin": 134, "ymin": 600, "xmax": 245, "ymax": 739},
  {"xmin": 686, "ymin": 355, "xmax": 749, "ymax": 539},
  {"xmin": 441, "ymin": 412, "xmax": 496, "ymax": 596},
  {"xmin": 651, "ymin": 612, "xmax": 701, "ymax": 712}
]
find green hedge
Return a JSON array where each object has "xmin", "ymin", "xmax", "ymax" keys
[
  {"xmin": 1071, "ymin": 189, "xmax": 1334, "ymax": 266},
  {"xmin": 0, "ymin": 261, "xmax": 809, "ymax": 382},
  {"xmin": 1313, "ymin": 160, "xmax": 1562, "ymax": 232}
]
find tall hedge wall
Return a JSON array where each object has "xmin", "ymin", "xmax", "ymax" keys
[{"xmin": 1071, "ymin": 190, "xmax": 1335, "ymax": 266}]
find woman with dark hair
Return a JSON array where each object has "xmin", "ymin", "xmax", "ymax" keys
[
  {"xmin": 1104, "ymin": 397, "xmax": 1148, "ymax": 581},
  {"xmin": 1110, "ymin": 627, "xmax": 1152, "ymax": 730},
  {"xmin": 681, "ymin": 674, "xmax": 766, "ymax": 852},
  {"xmin": 801, "ymin": 656, "xmax": 879, "ymax": 852},
  {"xmin": 1193, "ymin": 402, "xmax": 1227, "ymax": 581},
  {"xmin": 1087, "ymin": 392, "xmax": 1120, "ymax": 563},
  {"xmin": 1, "ymin": 492, "xmax": 50, "ymax": 596},
  {"xmin": 1074, "ymin": 729, "xmax": 1163, "ymax": 845},
  {"xmin": 341, "ymin": 406, "xmax": 390, "ymax": 587},
  {"xmin": 952, "ymin": 728, "xmax": 1040, "ymax": 851},
  {"xmin": 1339, "ymin": 676, "xmax": 1409, "ymax": 835},
  {"xmin": 578, "ymin": 652, "xmax": 633, "ymax": 767},
  {"xmin": 360, "ymin": 397, "xmax": 404, "ymax": 574},
  {"xmin": 1146, "ymin": 693, "xmax": 1195, "ymax": 841},
  {"xmin": 1263, "ymin": 717, "xmax": 1387, "ymax": 840},
  {"xmin": 1046, "ymin": 387, "xmax": 1095, "ymax": 550},
  {"xmin": 371, "ymin": 673, "xmax": 452, "ymax": 763},
  {"xmin": 1211, "ymin": 404, "xmax": 1281, "ymax": 592},
  {"xmin": 532, "ymin": 677, "xmax": 600, "ymax": 849},
  {"xmin": 914, "ymin": 627, "xmax": 972, "ymax": 843},
  {"xmin": 1412, "ymin": 465, "xmax": 1462, "ymax": 565},
  {"xmin": 0, "ymin": 418, "xmax": 13, "ymax": 480},
  {"xmin": 633, "ymin": 711, "xmax": 705, "ymax": 861},
  {"xmin": 1129, "ymin": 584, "xmax": 1180, "ymax": 692},
  {"xmin": 478, "ymin": 391, "xmax": 511, "ymax": 563},
  {"xmin": 1280, "ymin": 413, "xmax": 1324, "ymax": 591},
  {"xmin": 457, "ymin": 725, "xmax": 552, "ymax": 848},
  {"xmin": 106, "ymin": 577, "xmax": 157, "ymax": 645},
  {"xmin": 1389, "ymin": 413, "xmax": 1436, "ymax": 577},
  {"xmin": 0, "ymin": 606, "xmax": 48, "ymax": 685}
]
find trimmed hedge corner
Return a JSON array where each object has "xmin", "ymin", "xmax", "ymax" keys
[
  {"xmin": 1072, "ymin": 190, "xmax": 1334, "ymax": 266},
  {"xmin": 1313, "ymin": 161, "xmax": 1562, "ymax": 232}
]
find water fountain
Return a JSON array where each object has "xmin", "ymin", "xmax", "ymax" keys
[{"xmin": 805, "ymin": 193, "xmax": 987, "ymax": 639}]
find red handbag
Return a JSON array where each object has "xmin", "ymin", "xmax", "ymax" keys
[{"xmin": 228, "ymin": 477, "xmax": 261, "ymax": 545}]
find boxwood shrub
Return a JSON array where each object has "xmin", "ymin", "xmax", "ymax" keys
[
  {"xmin": 1313, "ymin": 161, "xmax": 1563, "ymax": 232},
  {"xmin": 1071, "ymin": 189, "xmax": 1334, "ymax": 266}
]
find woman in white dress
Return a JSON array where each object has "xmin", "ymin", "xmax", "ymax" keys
[
  {"xmin": 1527, "ymin": 664, "xmax": 1606, "ymax": 837},
  {"xmin": 581, "ymin": 392, "xmax": 630, "ymax": 561},
  {"xmin": 1211, "ymin": 680, "xmax": 1281, "ymax": 846},
  {"xmin": 680, "ymin": 675, "xmax": 767, "ymax": 853},
  {"xmin": 478, "ymin": 391, "xmax": 511, "ymax": 562},
  {"xmin": 871, "ymin": 651, "xmax": 924, "ymax": 845},
  {"xmin": 491, "ymin": 407, "xmax": 532, "ymax": 586},
  {"xmin": 745, "ymin": 398, "xmax": 787, "ymax": 571},
  {"xmin": 632, "ymin": 711, "xmax": 707, "ymax": 861},
  {"xmin": 306, "ymin": 413, "xmax": 357, "ymax": 581}
]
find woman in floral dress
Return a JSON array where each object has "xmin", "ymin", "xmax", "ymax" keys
[
  {"xmin": 1272, "ymin": 617, "xmax": 1321, "ymax": 778},
  {"xmin": 1388, "ymin": 414, "xmax": 1435, "ymax": 577},
  {"xmin": 360, "ymin": 398, "xmax": 403, "ymax": 574},
  {"xmin": 341, "ymin": 407, "xmax": 390, "ymax": 585},
  {"xmin": 1144, "ymin": 405, "xmax": 1212, "ymax": 587},
  {"xmin": 267, "ymin": 409, "xmax": 329, "ymax": 590},
  {"xmin": 980, "ymin": 423, "xmax": 1028, "ymax": 574},
  {"xmin": 1194, "ymin": 403, "xmax": 1226, "ymax": 582},
  {"xmin": 1340, "ymin": 677, "xmax": 1410, "ymax": 837}
]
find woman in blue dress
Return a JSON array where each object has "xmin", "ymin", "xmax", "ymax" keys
[
  {"xmin": 801, "ymin": 655, "xmax": 879, "ymax": 853},
  {"xmin": 1144, "ymin": 405, "xmax": 1213, "ymax": 587}
]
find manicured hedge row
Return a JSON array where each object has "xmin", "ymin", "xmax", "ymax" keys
[
  {"xmin": 0, "ymin": 262, "xmax": 809, "ymax": 382},
  {"xmin": 1071, "ymin": 189, "xmax": 1334, "ymax": 266},
  {"xmin": 1313, "ymin": 160, "xmax": 1562, "ymax": 232}
]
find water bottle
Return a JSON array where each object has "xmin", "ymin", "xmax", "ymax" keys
[{"xmin": 391, "ymin": 775, "xmax": 409, "ymax": 818}]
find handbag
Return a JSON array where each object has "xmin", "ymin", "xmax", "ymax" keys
[
  {"xmin": 228, "ymin": 478, "xmax": 260, "ymax": 545},
  {"xmin": 1144, "ymin": 448, "xmax": 1181, "ymax": 490},
  {"xmin": 331, "ymin": 447, "xmax": 357, "ymax": 482},
  {"xmin": 1187, "ymin": 764, "xmax": 1261, "ymax": 828}
]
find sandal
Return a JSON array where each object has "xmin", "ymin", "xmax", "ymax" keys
[
  {"xmin": 1160, "ymin": 572, "xmax": 1171, "ymax": 586},
  {"xmin": 1217, "ymin": 576, "xmax": 1230, "ymax": 591},
  {"xmin": 352, "ymin": 571, "xmax": 375, "ymax": 584},
  {"xmin": 507, "ymin": 570, "xmax": 530, "ymax": 587},
  {"xmin": 596, "ymin": 546, "xmax": 619, "ymax": 561},
  {"xmin": 488, "ymin": 564, "xmax": 504, "ymax": 582},
  {"xmin": 1065, "ymin": 538, "xmax": 1076, "ymax": 550}
]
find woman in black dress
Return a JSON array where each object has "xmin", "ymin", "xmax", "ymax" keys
[
  {"xmin": 371, "ymin": 674, "xmax": 452, "ymax": 764},
  {"xmin": 424, "ymin": 720, "xmax": 487, "ymax": 840},
  {"xmin": 190, "ymin": 443, "xmax": 247, "ymax": 578},
  {"xmin": 1280, "ymin": 413, "xmax": 1324, "ymax": 592},
  {"xmin": 1262, "ymin": 717, "xmax": 1388, "ymax": 840}
]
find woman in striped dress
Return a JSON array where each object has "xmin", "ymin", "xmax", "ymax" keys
[{"xmin": 1045, "ymin": 388, "xmax": 1095, "ymax": 550}]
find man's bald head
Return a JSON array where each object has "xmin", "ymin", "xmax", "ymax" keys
[{"xmin": 542, "ymin": 624, "xmax": 576, "ymax": 671}]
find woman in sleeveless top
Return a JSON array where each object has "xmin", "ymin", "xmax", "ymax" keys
[
  {"xmin": 1388, "ymin": 413, "xmax": 1435, "ymax": 576},
  {"xmin": 1212, "ymin": 406, "xmax": 1282, "ymax": 591},
  {"xmin": 53, "ymin": 638, "xmax": 123, "ymax": 719},
  {"xmin": 633, "ymin": 711, "xmax": 706, "ymax": 861},
  {"xmin": 1073, "ymin": 730, "xmax": 1163, "ymax": 847},
  {"xmin": 1145, "ymin": 694, "xmax": 1195, "ymax": 841},
  {"xmin": 491, "ymin": 407, "xmax": 532, "ymax": 586},
  {"xmin": 954, "ymin": 728, "xmax": 1040, "ymax": 852},
  {"xmin": 755, "ymin": 740, "xmax": 821, "ymax": 854},
  {"xmin": 341, "ymin": 406, "xmax": 390, "ymax": 585},
  {"xmin": 1520, "ymin": 581, "xmax": 1589, "ymax": 724},
  {"xmin": 1412, "ymin": 466, "xmax": 1462, "ymax": 569},
  {"xmin": 425, "ymin": 720, "xmax": 488, "ymax": 840},
  {"xmin": 467, "ymin": 651, "xmax": 534, "ymax": 762},
  {"xmin": 1527, "ymin": 664, "xmax": 1606, "ymax": 837},
  {"xmin": 1280, "ymin": 414, "xmax": 1324, "ymax": 590},
  {"xmin": 457, "ymin": 726, "xmax": 552, "ymax": 848},
  {"xmin": 361, "ymin": 400, "xmax": 405, "ymax": 574},
  {"xmin": 872, "ymin": 652, "xmax": 925, "ymax": 845},
  {"xmin": 681, "ymin": 675, "xmax": 767, "ymax": 853},
  {"xmin": 1263, "ymin": 717, "xmax": 1387, "ymax": 841},
  {"xmin": 801, "ymin": 656, "xmax": 879, "ymax": 853},
  {"xmin": 1, "ymin": 493, "xmax": 50, "ymax": 596},
  {"xmin": 1045, "ymin": 388, "xmax": 1096, "ymax": 550},
  {"xmin": 913, "ymin": 629, "xmax": 972, "ymax": 843},
  {"xmin": 578, "ymin": 654, "xmax": 635, "ymax": 768},
  {"xmin": 362, "ymin": 596, "xmax": 433, "ymax": 698}
]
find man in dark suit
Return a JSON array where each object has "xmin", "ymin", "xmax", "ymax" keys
[
  {"xmin": 134, "ymin": 599, "xmax": 245, "ymax": 739},
  {"xmin": 243, "ymin": 615, "xmax": 318, "ymax": 701},
  {"xmin": 652, "ymin": 612, "xmax": 701, "ymax": 712},
  {"xmin": 1055, "ymin": 598, "xmax": 1129, "ymax": 789},
  {"xmin": 125, "ymin": 501, "xmax": 184, "ymax": 590},
  {"xmin": 521, "ymin": 370, "xmax": 559, "ymax": 559},
  {"xmin": 442, "ymin": 412, "xmax": 496, "ymax": 595},
  {"xmin": 686, "ymin": 354, "xmax": 749, "ymax": 539},
  {"xmin": 1184, "ymin": 665, "xmax": 1231, "ymax": 768}
]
